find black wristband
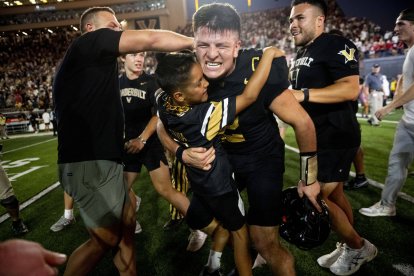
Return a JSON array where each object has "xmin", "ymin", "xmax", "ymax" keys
[
  {"xmin": 301, "ymin": 88, "xmax": 309, "ymax": 103},
  {"xmin": 175, "ymin": 146, "xmax": 184, "ymax": 163}
]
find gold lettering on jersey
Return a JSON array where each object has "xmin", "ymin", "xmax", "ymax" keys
[
  {"xmin": 120, "ymin": 88, "xmax": 147, "ymax": 100},
  {"xmin": 169, "ymin": 129, "xmax": 188, "ymax": 145},
  {"xmin": 244, "ymin": 56, "xmax": 260, "ymax": 85},
  {"xmin": 338, "ymin": 44, "xmax": 357, "ymax": 64},
  {"xmin": 293, "ymin": 57, "xmax": 314, "ymax": 67},
  {"xmin": 223, "ymin": 117, "xmax": 246, "ymax": 143}
]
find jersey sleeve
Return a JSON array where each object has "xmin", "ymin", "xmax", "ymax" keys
[
  {"xmin": 77, "ymin": 28, "xmax": 122, "ymax": 59},
  {"xmin": 326, "ymin": 36, "xmax": 359, "ymax": 81},
  {"xmin": 199, "ymin": 97, "xmax": 236, "ymax": 141},
  {"xmin": 262, "ymin": 56, "xmax": 290, "ymax": 106}
]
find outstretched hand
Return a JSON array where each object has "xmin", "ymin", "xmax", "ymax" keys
[{"xmin": 0, "ymin": 239, "xmax": 67, "ymax": 276}]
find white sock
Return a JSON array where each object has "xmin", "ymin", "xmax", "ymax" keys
[
  {"xmin": 206, "ymin": 250, "xmax": 222, "ymax": 272},
  {"xmin": 64, "ymin": 209, "xmax": 74, "ymax": 220}
]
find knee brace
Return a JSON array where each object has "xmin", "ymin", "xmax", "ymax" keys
[{"xmin": 1, "ymin": 195, "xmax": 19, "ymax": 209}]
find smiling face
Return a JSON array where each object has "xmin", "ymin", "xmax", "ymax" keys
[
  {"xmin": 194, "ymin": 27, "xmax": 241, "ymax": 80},
  {"xmin": 179, "ymin": 63, "xmax": 209, "ymax": 105},
  {"xmin": 394, "ymin": 17, "xmax": 414, "ymax": 47},
  {"xmin": 289, "ymin": 3, "xmax": 325, "ymax": 47}
]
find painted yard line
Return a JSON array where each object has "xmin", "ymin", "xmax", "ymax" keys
[
  {"xmin": 285, "ymin": 144, "xmax": 414, "ymax": 204},
  {"xmin": 393, "ymin": 264, "xmax": 414, "ymax": 276},
  {"xmin": 0, "ymin": 182, "xmax": 60, "ymax": 224},
  {"xmin": 2, "ymin": 138, "xmax": 56, "ymax": 154},
  {"xmin": 356, "ymin": 116, "xmax": 398, "ymax": 124}
]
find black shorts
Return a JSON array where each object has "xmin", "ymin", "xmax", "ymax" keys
[
  {"xmin": 234, "ymin": 155, "xmax": 284, "ymax": 227},
  {"xmin": 317, "ymin": 147, "xmax": 358, "ymax": 183},
  {"xmin": 123, "ymin": 139, "xmax": 167, "ymax": 173},
  {"xmin": 186, "ymin": 189, "xmax": 245, "ymax": 232}
]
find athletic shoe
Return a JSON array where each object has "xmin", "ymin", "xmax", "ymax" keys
[
  {"xmin": 329, "ymin": 239, "xmax": 377, "ymax": 275},
  {"xmin": 163, "ymin": 218, "xmax": 183, "ymax": 231},
  {"xmin": 344, "ymin": 176, "xmax": 368, "ymax": 190},
  {"xmin": 50, "ymin": 216, "xmax": 76, "ymax": 232},
  {"xmin": 136, "ymin": 196, "xmax": 141, "ymax": 212},
  {"xmin": 359, "ymin": 201, "xmax": 396, "ymax": 217},
  {"xmin": 252, "ymin": 253, "xmax": 267, "ymax": 269},
  {"xmin": 199, "ymin": 266, "xmax": 223, "ymax": 276},
  {"xmin": 317, "ymin": 242, "xmax": 344, "ymax": 268},
  {"xmin": 186, "ymin": 230, "xmax": 208, "ymax": 252},
  {"xmin": 135, "ymin": 220, "xmax": 142, "ymax": 234},
  {"xmin": 12, "ymin": 219, "xmax": 29, "ymax": 235}
]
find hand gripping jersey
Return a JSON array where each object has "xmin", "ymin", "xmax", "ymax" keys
[
  {"xmin": 289, "ymin": 33, "xmax": 361, "ymax": 149},
  {"xmin": 157, "ymin": 90, "xmax": 237, "ymax": 197},
  {"xmin": 207, "ymin": 49, "xmax": 290, "ymax": 172}
]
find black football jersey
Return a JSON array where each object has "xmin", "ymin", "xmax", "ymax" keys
[
  {"xmin": 207, "ymin": 49, "xmax": 289, "ymax": 171},
  {"xmin": 119, "ymin": 72, "xmax": 158, "ymax": 140},
  {"xmin": 157, "ymin": 91, "xmax": 237, "ymax": 196},
  {"xmin": 289, "ymin": 33, "xmax": 361, "ymax": 149}
]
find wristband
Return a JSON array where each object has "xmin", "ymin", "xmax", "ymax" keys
[
  {"xmin": 175, "ymin": 146, "xmax": 184, "ymax": 163},
  {"xmin": 300, "ymin": 152, "xmax": 317, "ymax": 185},
  {"xmin": 138, "ymin": 136, "xmax": 146, "ymax": 145},
  {"xmin": 301, "ymin": 88, "xmax": 309, "ymax": 103}
]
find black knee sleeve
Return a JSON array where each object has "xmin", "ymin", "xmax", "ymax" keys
[{"xmin": 1, "ymin": 195, "xmax": 19, "ymax": 209}]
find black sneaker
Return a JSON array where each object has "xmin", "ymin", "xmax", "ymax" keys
[
  {"xmin": 344, "ymin": 176, "xmax": 369, "ymax": 190},
  {"xmin": 163, "ymin": 218, "xmax": 183, "ymax": 231},
  {"xmin": 12, "ymin": 219, "xmax": 29, "ymax": 235},
  {"xmin": 199, "ymin": 266, "xmax": 223, "ymax": 276}
]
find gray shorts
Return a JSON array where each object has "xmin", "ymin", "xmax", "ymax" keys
[
  {"xmin": 0, "ymin": 165, "xmax": 14, "ymax": 200},
  {"xmin": 58, "ymin": 160, "xmax": 128, "ymax": 229}
]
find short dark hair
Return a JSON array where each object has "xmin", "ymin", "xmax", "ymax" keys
[
  {"xmin": 155, "ymin": 52, "xmax": 198, "ymax": 96},
  {"xmin": 399, "ymin": 8, "xmax": 414, "ymax": 23},
  {"xmin": 192, "ymin": 3, "xmax": 241, "ymax": 36},
  {"xmin": 291, "ymin": 0, "xmax": 328, "ymax": 17},
  {"xmin": 80, "ymin": 6, "xmax": 115, "ymax": 34}
]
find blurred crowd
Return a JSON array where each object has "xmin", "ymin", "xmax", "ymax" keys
[{"xmin": 0, "ymin": 2, "xmax": 406, "ymax": 113}]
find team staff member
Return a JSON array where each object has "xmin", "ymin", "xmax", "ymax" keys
[
  {"xmin": 120, "ymin": 52, "xmax": 190, "ymax": 233},
  {"xmin": 288, "ymin": 1, "xmax": 377, "ymax": 275},
  {"xmin": 158, "ymin": 3, "xmax": 321, "ymax": 275},
  {"xmin": 53, "ymin": 6, "xmax": 193, "ymax": 275}
]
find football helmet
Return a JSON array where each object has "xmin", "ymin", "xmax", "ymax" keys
[{"xmin": 279, "ymin": 186, "xmax": 330, "ymax": 250}]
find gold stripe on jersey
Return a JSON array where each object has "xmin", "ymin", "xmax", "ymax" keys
[
  {"xmin": 204, "ymin": 100, "xmax": 229, "ymax": 141},
  {"xmin": 169, "ymin": 157, "xmax": 188, "ymax": 220},
  {"xmin": 222, "ymin": 117, "xmax": 246, "ymax": 143},
  {"xmin": 251, "ymin": 56, "xmax": 259, "ymax": 72}
]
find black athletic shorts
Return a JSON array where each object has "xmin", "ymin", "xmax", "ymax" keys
[
  {"xmin": 123, "ymin": 139, "xmax": 168, "ymax": 173},
  {"xmin": 186, "ymin": 189, "xmax": 245, "ymax": 232},
  {"xmin": 317, "ymin": 147, "xmax": 358, "ymax": 183},
  {"xmin": 233, "ymin": 155, "xmax": 284, "ymax": 227}
]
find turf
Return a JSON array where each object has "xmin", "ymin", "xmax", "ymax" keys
[{"xmin": 1, "ymin": 109, "xmax": 413, "ymax": 275}]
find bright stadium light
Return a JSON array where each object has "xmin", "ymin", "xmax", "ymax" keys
[
  {"xmin": 71, "ymin": 25, "xmax": 78, "ymax": 31},
  {"xmin": 47, "ymin": 28, "xmax": 53, "ymax": 33},
  {"xmin": 22, "ymin": 31, "xmax": 28, "ymax": 35}
]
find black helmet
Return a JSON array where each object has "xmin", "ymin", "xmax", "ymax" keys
[{"xmin": 279, "ymin": 187, "xmax": 330, "ymax": 250}]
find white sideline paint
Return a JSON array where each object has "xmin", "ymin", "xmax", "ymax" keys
[
  {"xmin": 285, "ymin": 144, "xmax": 414, "ymax": 204},
  {"xmin": 0, "ymin": 182, "xmax": 60, "ymax": 224},
  {"xmin": 393, "ymin": 264, "xmax": 414, "ymax": 276},
  {"xmin": 2, "ymin": 138, "xmax": 56, "ymax": 154}
]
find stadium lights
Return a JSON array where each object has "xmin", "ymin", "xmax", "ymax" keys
[
  {"xmin": 71, "ymin": 25, "xmax": 78, "ymax": 31},
  {"xmin": 47, "ymin": 28, "xmax": 53, "ymax": 33},
  {"xmin": 4, "ymin": 1, "xmax": 10, "ymax": 6},
  {"xmin": 14, "ymin": 0, "xmax": 23, "ymax": 5},
  {"xmin": 22, "ymin": 31, "xmax": 28, "ymax": 36},
  {"xmin": 30, "ymin": 0, "xmax": 36, "ymax": 4}
]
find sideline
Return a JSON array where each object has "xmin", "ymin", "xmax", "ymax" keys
[{"xmin": 285, "ymin": 144, "xmax": 414, "ymax": 204}]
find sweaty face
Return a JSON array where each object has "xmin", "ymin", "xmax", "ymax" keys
[
  {"xmin": 194, "ymin": 27, "xmax": 241, "ymax": 80},
  {"xmin": 181, "ymin": 63, "xmax": 209, "ymax": 105},
  {"xmin": 124, "ymin": 53, "xmax": 145, "ymax": 77},
  {"xmin": 289, "ymin": 3, "xmax": 323, "ymax": 46}
]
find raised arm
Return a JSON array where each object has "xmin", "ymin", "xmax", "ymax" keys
[
  {"xmin": 235, "ymin": 47, "xmax": 285, "ymax": 114},
  {"xmin": 376, "ymin": 81, "xmax": 414, "ymax": 120},
  {"xmin": 119, "ymin": 29, "xmax": 193, "ymax": 54}
]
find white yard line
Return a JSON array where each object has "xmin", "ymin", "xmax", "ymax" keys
[
  {"xmin": 285, "ymin": 144, "xmax": 414, "ymax": 203},
  {"xmin": 0, "ymin": 182, "xmax": 60, "ymax": 224},
  {"xmin": 2, "ymin": 138, "xmax": 56, "ymax": 154}
]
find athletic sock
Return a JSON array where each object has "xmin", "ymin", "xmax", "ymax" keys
[
  {"xmin": 64, "ymin": 209, "xmax": 74, "ymax": 220},
  {"xmin": 206, "ymin": 250, "xmax": 222, "ymax": 272}
]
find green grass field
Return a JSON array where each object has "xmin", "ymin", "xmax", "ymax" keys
[{"xmin": 1, "ymin": 109, "xmax": 414, "ymax": 275}]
